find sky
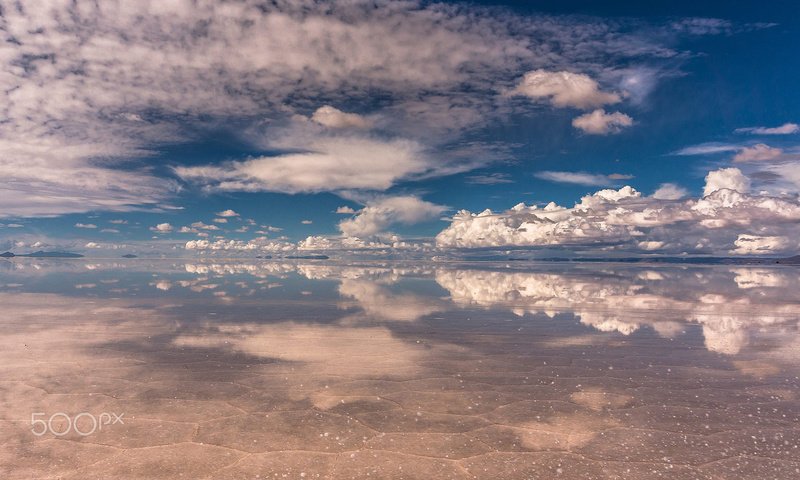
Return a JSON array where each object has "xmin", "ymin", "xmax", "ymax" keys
[{"xmin": 1, "ymin": 0, "xmax": 799, "ymax": 257}]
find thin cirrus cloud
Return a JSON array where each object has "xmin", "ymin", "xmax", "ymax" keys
[
  {"xmin": 735, "ymin": 123, "xmax": 799, "ymax": 135},
  {"xmin": 465, "ymin": 173, "xmax": 515, "ymax": 185},
  {"xmin": 672, "ymin": 142, "xmax": 741, "ymax": 156},
  {"xmin": 0, "ymin": 0, "xmax": 710, "ymax": 218},
  {"xmin": 535, "ymin": 171, "xmax": 634, "ymax": 187}
]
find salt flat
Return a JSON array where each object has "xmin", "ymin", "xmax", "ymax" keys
[{"xmin": 1, "ymin": 260, "xmax": 798, "ymax": 479}]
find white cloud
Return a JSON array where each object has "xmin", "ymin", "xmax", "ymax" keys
[
  {"xmin": 0, "ymin": 1, "xmax": 712, "ymax": 217},
  {"xmin": 338, "ymin": 195, "xmax": 448, "ymax": 237},
  {"xmin": 535, "ymin": 171, "xmax": 633, "ymax": 186},
  {"xmin": 435, "ymin": 266, "xmax": 800, "ymax": 356},
  {"xmin": 732, "ymin": 143, "xmax": 783, "ymax": 163},
  {"xmin": 109, "ymin": 219, "xmax": 128, "ymax": 224},
  {"xmin": 673, "ymin": 143, "xmax": 740, "ymax": 156},
  {"xmin": 311, "ymin": 106, "xmax": 370, "ymax": 129},
  {"xmin": 732, "ymin": 234, "xmax": 790, "ymax": 255},
  {"xmin": 703, "ymin": 167, "xmax": 751, "ymax": 196},
  {"xmin": 213, "ymin": 218, "xmax": 228, "ymax": 224},
  {"xmin": 216, "ymin": 209, "xmax": 239, "ymax": 217},
  {"xmin": 301, "ymin": 220, "xmax": 313, "ymax": 225},
  {"xmin": 175, "ymin": 136, "xmax": 438, "ymax": 194},
  {"xmin": 511, "ymin": 70, "xmax": 620, "ymax": 109},
  {"xmin": 736, "ymin": 123, "xmax": 799, "ymax": 135},
  {"xmin": 652, "ymin": 183, "xmax": 689, "ymax": 200},
  {"xmin": 185, "ymin": 237, "xmax": 294, "ymax": 252},
  {"xmin": 190, "ymin": 222, "xmax": 220, "ymax": 231},
  {"xmin": 75, "ymin": 223, "xmax": 98, "ymax": 229},
  {"xmin": 436, "ymin": 167, "xmax": 800, "ymax": 255},
  {"xmin": 336, "ymin": 206, "xmax": 356, "ymax": 214},
  {"xmin": 150, "ymin": 223, "xmax": 173, "ymax": 233},
  {"xmin": 572, "ymin": 109, "xmax": 633, "ymax": 135}
]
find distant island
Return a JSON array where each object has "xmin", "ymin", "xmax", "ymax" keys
[
  {"xmin": 284, "ymin": 254, "xmax": 330, "ymax": 260},
  {"xmin": 121, "ymin": 254, "xmax": 138, "ymax": 258},
  {"xmin": 775, "ymin": 255, "xmax": 800, "ymax": 265},
  {"xmin": 0, "ymin": 251, "xmax": 84, "ymax": 258}
]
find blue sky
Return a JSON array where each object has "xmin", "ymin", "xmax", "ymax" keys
[{"xmin": 1, "ymin": 0, "xmax": 799, "ymax": 256}]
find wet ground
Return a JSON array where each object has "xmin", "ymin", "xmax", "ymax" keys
[{"xmin": 1, "ymin": 259, "xmax": 799, "ymax": 479}]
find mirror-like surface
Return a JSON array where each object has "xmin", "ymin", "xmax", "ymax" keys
[{"xmin": 2, "ymin": 259, "xmax": 799, "ymax": 479}]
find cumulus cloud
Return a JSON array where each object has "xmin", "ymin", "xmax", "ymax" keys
[
  {"xmin": 652, "ymin": 183, "xmax": 689, "ymax": 200},
  {"xmin": 301, "ymin": 220, "xmax": 313, "ymax": 225},
  {"xmin": 336, "ymin": 206, "xmax": 357, "ymax": 214},
  {"xmin": 75, "ymin": 223, "xmax": 98, "ymax": 229},
  {"xmin": 310, "ymin": 106, "xmax": 370, "ymax": 129},
  {"xmin": 535, "ymin": 171, "xmax": 633, "ymax": 186},
  {"xmin": 150, "ymin": 223, "xmax": 173, "ymax": 233},
  {"xmin": 185, "ymin": 237, "xmax": 294, "ymax": 253},
  {"xmin": 736, "ymin": 123, "xmax": 799, "ymax": 135},
  {"xmin": 338, "ymin": 195, "xmax": 448, "ymax": 237},
  {"xmin": 572, "ymin": 109, "xmax": 633, "ymax": 134},
  {"xmin": 703, "ymin": 167, "xmax": 751, "ymax": 196},
  {"xmin": 436, "ymin": 167, "xmax": 800, "ymax": 255},
  {"xmin": 732, "ymin": 234, "xmax": 790, "ymax": 255},
  {"xmin": 732, "ymin": 143, "xmax": 783, "ymax": 163},
  {"xmin": 216, "ymin": 209, "xmax": 239, "ymax": 217},
  {"xmin": 510, "ymin": 70, "xmax": 620, "ymax": 109},
  {"xmin": 191, "ymin": 222, "xmax": 220, "ymax": 231}
]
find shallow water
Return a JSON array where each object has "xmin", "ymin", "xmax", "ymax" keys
[{"xmin": 1, "ymin": 259, "xmax": 799, "ymax": 479}]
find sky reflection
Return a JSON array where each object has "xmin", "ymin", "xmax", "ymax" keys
[{"xmin": 1, "ymin": 260, "xmax": 799, "ymax": 478}]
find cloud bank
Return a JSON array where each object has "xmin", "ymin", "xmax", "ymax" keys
[{"xmin": 436, "ymin": 167, "xmax": 800, "ymax": 255}]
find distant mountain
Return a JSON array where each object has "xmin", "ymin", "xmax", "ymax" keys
[
  {"xmin": 0, "ymin": 251, "xmax": 14, "ymax": 258},
  {"xmin": 16, "ymin": 251, "xmax": 84, "ymax": 258}
]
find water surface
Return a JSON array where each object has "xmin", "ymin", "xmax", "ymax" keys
[{"xmin": 1, "ymin": 260, "xmax": 799, "ymax": 479}]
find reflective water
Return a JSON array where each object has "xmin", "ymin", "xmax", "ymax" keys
[{"xmin": 1, "ymin": 259, "xmax": 799, "ymax": 479}]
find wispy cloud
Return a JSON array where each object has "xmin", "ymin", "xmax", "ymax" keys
[
  {"xmin": 465, "ymin": 173, "xmax": 514, "ymax": 185},
  {"xmin": 535, "ymin": 171, "xmax": 634, "ymax": 186},
  {"xmin": 735, "ymin": 123, "xmax": 799, "ymax": 135},
  {"xmin": 672, "ymin": 142, "xmax": 741, "ymax": 156}
]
